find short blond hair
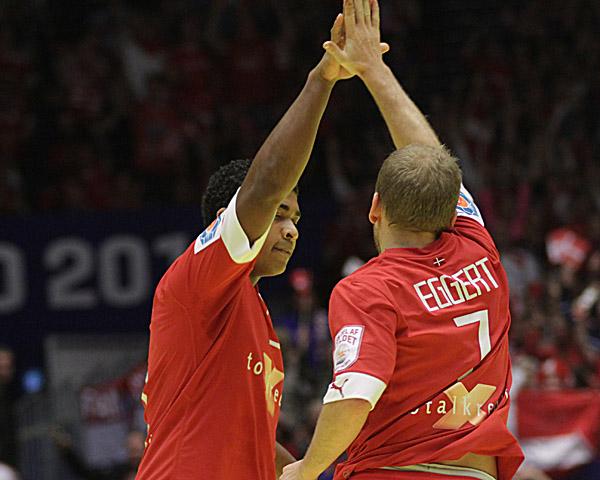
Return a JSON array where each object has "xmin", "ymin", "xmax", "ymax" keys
[{"xmin": 375, "ymin": 144, "xmax": 461, "ymax": 233}]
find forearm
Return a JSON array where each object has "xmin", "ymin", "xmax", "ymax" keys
[
  {"xmin": 301, "ymin": 399, "xmax": 371, "ymax": 478},
  {"xmin": 276, "ymin": 442, "xmax": 296, "ymax": 477},
  {"xmin": 360, "ymin": 63, "xmax": 440, "ymax": 149},
  {"xmin": 237, "ymin": 69, "xmax": 335, "ymax": 241}
]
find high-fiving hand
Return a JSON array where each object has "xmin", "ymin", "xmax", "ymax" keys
[
  {"xmin": 317, "ymin": 1, "xmax": 389, "ymax": 82},
  {"xmin": 323, "ymin": 0, "xmax": 385, "ymax": 78}
]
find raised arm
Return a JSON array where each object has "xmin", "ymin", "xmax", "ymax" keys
[
  {"xmin": 237, "ymin": 13, "xmax": 390, "ymax": 243},
  {"xmin": 236, "ymin": 58, "xmax": 335, "ymax": 243},
  {"xmin": 324, "ymin": 0, "xmax": 440, "ymax": 150},
  {"xmin": 235, "ymin": 14, "xmax": 347, "ymax": 242}
]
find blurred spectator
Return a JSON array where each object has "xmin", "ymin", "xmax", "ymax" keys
[
  {"xmin": 514, "ymin": 466, "xmax": 553, "ymax": 480},
  {"xmin": 0, "ymin": 346, "xmax": 17, "ymax": 468},
  {"xmin": 119, "ymin": 12, "xmax": 165, "ymax": 100},
  {"xmin": 53, "ymin": 428, "xmax": 145, "ymax": 480},
  {"xmin": 133, "ymin": 74, "xmax": 186, "ymax": 203},
  {"xmin": 277, "ymin": 269, "xmax": 331, "ymax": 426}
]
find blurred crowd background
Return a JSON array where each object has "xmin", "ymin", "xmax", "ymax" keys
[{"xmin": 1, "ymin": 0, "xmax": 599, "ymax": 479}]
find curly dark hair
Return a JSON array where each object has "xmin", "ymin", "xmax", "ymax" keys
[
  {"xmin": 201, "ymin": 158, "xmax": 301, "ymax": 227},
  {"xmin": 201, "ymin": 159, "xmax": 252, "ymax": 227}
]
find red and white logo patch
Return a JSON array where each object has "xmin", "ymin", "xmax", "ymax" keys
[{"xmin": 333, "ymin": 325, "xmax": 364, "ymax": 372}]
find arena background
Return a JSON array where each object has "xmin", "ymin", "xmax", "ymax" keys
[{"xmin": 0, "ymin": 0, "xmax": 599, "ymax": 479}]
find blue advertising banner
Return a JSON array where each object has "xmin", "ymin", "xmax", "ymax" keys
[
  {"xmin": 0, "ymin": 207, "xmax": 203, "ymax": 367},
  {"xmin": 0, "ymin": 200, "xmax": 326, "ymax": 369}
]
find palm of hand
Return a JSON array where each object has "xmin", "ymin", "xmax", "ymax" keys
[
  {"xmin": 319, "ymin": 7, "xmax": 387, "ymax": 82},
  {"xmin": 321, "ymin": 55, "xmax": 354, "ymax": 82},
  {"xmin": 338, "ymin": 34, "xmax": 382, "ymax": 77}
]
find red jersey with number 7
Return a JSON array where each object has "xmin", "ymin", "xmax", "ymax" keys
[
  {"xmin": 136, "ymin": 191, "xmax": 284, "ymax": 480},
  {"xmin": 323, "ymin": 186, "xmax": 524, "ymax": 480}
]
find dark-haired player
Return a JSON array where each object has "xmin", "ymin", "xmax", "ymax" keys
[
  {"xmin": 282, "ymin": 1, "xmax": 523, "ymax": 480},
  {"xmin": 136, "ymin": 13, "xmax": 389, "ymax": 480}
]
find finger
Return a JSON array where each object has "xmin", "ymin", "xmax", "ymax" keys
[
  {"xmin": 331, "ymin": 13, "xmax": 343, "ymax": 44},
  {"xmin": 363, "ymin": 0, "xmax": 371, "ymax": 25},
  {"xmin": 380, "ymin": 42, "xmax": 390, "ymax": 54},
  {"xmin": 354, "ymin": 0, "xmax": 365, "ymax": 26},
  {"xmin": 323, "ymin": 41, "xmax": 347, "ymax": 65},
  {"xmin": 343, "ymin": 0, "xmax": 356, "ymax": 31},
  {"xmin": 371, "ymin": 0, "xmax": 380, "ymax": 29}
]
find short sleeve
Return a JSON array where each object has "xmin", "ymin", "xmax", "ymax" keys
[
  {"xmin": 162, "ymin": 190, "xmax": 271, "ymax": 303},
  {"xmin": 323, "ymin": 279, "xmax": 397, "ymax": 410},
  {"xmin": 454, "ymin": 184, "xmax": 498, "ymax": 257},
  {"xmin": 456, "ymin": 184, "xmax": 484, "ymax": 226},
  {"xmin": 193, "ymin": 189, "xmax": 270, "ymax": 263}
]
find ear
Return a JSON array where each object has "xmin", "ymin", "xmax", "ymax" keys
[{"xmin": 368, "ymin": 192, "xmax": 382, "ymax": 225}]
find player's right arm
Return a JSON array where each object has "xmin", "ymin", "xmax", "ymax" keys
[
  {"xmin": 235, "ymin": 15, "xmax": 353, "ymax": 243},
  {"xmin": 323, "ymin": 0, "xmax": 439, "ymax": 150}
]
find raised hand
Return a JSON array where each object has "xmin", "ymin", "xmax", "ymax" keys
[
  {"xmin": 317, "ymin": 6, "xmax": 389, "ymax": 82},
  {"xmin": 322, "ymin": 0, "xmax": 384, "ymax": 78}
]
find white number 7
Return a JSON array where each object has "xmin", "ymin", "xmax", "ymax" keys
[{"xmin": 454, "ymin": 309, "xmax": 491, "ymax": 360}]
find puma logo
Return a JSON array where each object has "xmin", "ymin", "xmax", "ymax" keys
[{"xmin": 330, "ymin": 378, "xmax": 349, "ymax": 398}]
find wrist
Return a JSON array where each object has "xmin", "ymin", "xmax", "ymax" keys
[
  {"xmin": 309, "ymin": 65, "xmax": 338, "ymax": 88},
  {"xmin": 358, "ymin": 60, "xmax": 391, "ymax": 84}
]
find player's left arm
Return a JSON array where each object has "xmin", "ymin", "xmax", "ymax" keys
[
  {"xmin": 326, "ymin": 0, "xmax": 487, "ymax": 233},
  {"xmin": 280, "ymin": 399, "xmax": 371, "ymax": 480},
  {"xmin": 324, "ymin": 0, "xmax": 439, "ymax": 150},
  {"xmin": 276, "ymin": 442, "xmax": 296, "ymax": 478}
]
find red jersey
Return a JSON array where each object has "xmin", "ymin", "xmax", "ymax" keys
[
  {"xmin": 136, "ymin": 191, "xmax": 284, "ymax": 480},
  {"xmin": 324, "ymin": 187, "xmax": 524, "ymax": 480}
]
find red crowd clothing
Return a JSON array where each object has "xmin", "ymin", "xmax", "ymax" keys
[
  {"xmin": 324, "ymin": 186, "xmax": 524, "ymax": 480},
  {"xmin": 136, "ymin": 191, "xmax": 284, "ymax": 480}
]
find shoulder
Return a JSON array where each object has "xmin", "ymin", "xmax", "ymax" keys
[
  {"xmin": 193, "ymin": 215, "xmax": 226, "ymax": 254},
  {"xmin": 452, "ymin": 216, "xmax": 499, "ymax": 259},
  {"xmin": 335, "ymin": 259, "xmax": 385, "ymax": 292},
  {"xmin": 331, "ymin": 259, "xmax": 394, "ymax": 307},
  {"xmin": 195, "ymin": 189, "xmax": 270, "ymax": 264}
]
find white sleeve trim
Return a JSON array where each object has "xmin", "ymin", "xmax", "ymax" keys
[
  {"xmin": 193, "ymin": 189, "xmax": 270, "ymax": 264},
  {"xmin": 456, "ymin": 184, "xmax": 484, "ymax": 226},
  {"xmin": 323, "ymin": 372, "xmax": 387, "ymax": 411},
  {"xmin": 221, "ymin": 189, "xmax": 270, "ymax": 264}
]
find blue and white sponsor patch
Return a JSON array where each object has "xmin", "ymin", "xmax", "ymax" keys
[
  {"xmin": 194, "ymin": 214, "xmax": 224, "ymax": 253},
  {"xmin": 333, "ymin": 325, "xmax": 364, "ymax": 372},
  {"xmin": 456, "ymin": 186, "xmax": 484, "ymax": 226}
]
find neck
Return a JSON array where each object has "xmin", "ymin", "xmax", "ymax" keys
[
  {"xmin": 250, "ymin": 273, "xmax": 260, "ymax": 286},
  {"xmin": 379, "ymin": 228, "xmax": 437, "ymax": 252}
]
